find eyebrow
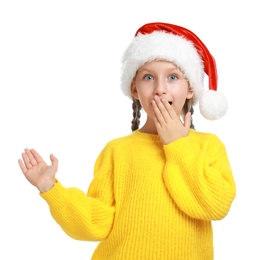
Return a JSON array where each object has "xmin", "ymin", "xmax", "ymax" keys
[{"xmin": 138, "ymin": 66, "xmax": 183, "ymax": 75}]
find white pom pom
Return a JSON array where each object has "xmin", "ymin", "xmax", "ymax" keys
[{"xmin": 199, "ymin": 90, "xmax": 228, "ymax": 120}]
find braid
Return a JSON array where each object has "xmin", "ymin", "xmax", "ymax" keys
[
  {"xmin": 131, "ymin": 98, "xmax": 142, "ymax": 131},
  {"xmin": 183, "ymin": 100, "xmax": 195, "ymax": 130},
  {"xmin": 190, "ymin": 105, "xmax": 195, "ymax": 130}
]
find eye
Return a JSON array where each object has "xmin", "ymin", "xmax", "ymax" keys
[
  {"xmin": 169, "ymin": 75, "xmax": 177, "ymax": 80},
  {"xmin": 144, "ymin": 74, "xmax": 154, "ymax": 81}
]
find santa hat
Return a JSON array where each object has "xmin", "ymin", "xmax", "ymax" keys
[{"xmin": 120, "ymin": 22, "xmax": 228, "ymax": 120}]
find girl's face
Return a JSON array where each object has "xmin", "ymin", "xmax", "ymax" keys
[{"xmin": 131, "ymin": 60, "xmax": 193, "ymax": 120}]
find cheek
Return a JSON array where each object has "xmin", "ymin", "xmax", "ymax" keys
[
  {"xmin": 136, "ymin": 86, "xmax": 152, "ymax": 100},
  {"xmin": 135, "ymin": 91, "xmax": 153, "ymax": 113},
  {"xmin": 172, "ymin": 94, "xmax": 188, "ymax": 113},
  {"xmin": 174, "ymin": 85, "xmax": 192, "ymax": 102},
  {"xmin": 138, "ymin": 94, "xmax": 150, "ymax": 109}
]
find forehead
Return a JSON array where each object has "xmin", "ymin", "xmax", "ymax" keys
[{"xmin": 138, "ymin": 60, "xmax": 183, "ymax": 72}]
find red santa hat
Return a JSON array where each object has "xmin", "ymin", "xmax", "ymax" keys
[{"xmin": 120, "ymin": 22, "xmax": 228, "ymax": 120}]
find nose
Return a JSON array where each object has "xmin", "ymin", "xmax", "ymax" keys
[{"xmin": 154, "ymin": 79, "xmax": 167, "ymax": 96}]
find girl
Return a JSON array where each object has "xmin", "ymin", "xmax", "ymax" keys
[{"xmin": 18, "ymin": 22, "xmax": 236, "ymax": 259}]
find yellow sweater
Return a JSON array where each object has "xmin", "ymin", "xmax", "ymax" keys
[{"xmin": 41, "ymin": 130, "xmax": 236, "ymax": 259}]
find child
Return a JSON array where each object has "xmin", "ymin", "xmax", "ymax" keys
[{"xmin": 18, "ymin": 22, "xmax": 236, "ymax": 259}]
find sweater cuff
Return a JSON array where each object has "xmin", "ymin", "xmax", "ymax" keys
[{"xmin": 40, "ymin": 180, "xmax": 69, "ymax": 210}]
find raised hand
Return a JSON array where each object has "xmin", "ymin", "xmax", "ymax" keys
[
  {"xmin": 152, "ymin": 96, "xmax": 191, "ymax": 145},
  {"xmin": 18, "ymin": 148, "xmax": 58, "ymax": 193}
]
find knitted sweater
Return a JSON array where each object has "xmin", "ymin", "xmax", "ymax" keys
[{"xmin": 41, "ymin": 130, "xmax": 236, "ymax": 259}]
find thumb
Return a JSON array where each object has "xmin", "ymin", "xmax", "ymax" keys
[{"xmin": 50, "ymin": 154, "xmax": 59, "ymax": 170}]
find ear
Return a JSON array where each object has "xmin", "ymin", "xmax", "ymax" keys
[
  {"xmin": 131, "ymin": 81, "xmax": 139, "ymax": 100},
  {"xmin": 186, "ymin": 88, "xmax": 194, "ymax": 100}
]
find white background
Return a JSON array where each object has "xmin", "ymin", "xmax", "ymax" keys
[{"xmin": 1, "ymin": 0, "xmax": 259, "ymax": 259}]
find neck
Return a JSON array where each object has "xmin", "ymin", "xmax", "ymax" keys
[{"xmin": 139, "ymin": 118, "xmax": 158, "ymax": 135}]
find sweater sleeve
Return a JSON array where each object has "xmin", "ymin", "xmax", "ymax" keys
[
  {"xmin": 163, "ymin": 133, "xmax": 236, "ymax": 220},
  {"xmin": 40, "ymin": 145, "xmax": 115, "ymax": 241}
]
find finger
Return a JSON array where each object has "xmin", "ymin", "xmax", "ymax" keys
[
  {"xmin": 160, "ymin": 98, "xmax": 179, "ymax": 120},
  {"xmin": 30, "ymin": 149, "xmax": 45, "ymax": 163},
  {"xmin": 152, "ymin": 100, "xmax": 164, "ymax": 127},
  {"xmin": 18, "ymin": 158, "xmax": 27, "ymax": 174},
  {"xmin": 21, "ymin": 150, "xmax": 33, "ymax": 169},
  {"xmin": 154, "ymin": 97, "xmax": 174, "ymax": 122},
  {"xmin": 24, "ymin": 148, "xmax": 38, "ymax": 166}
]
